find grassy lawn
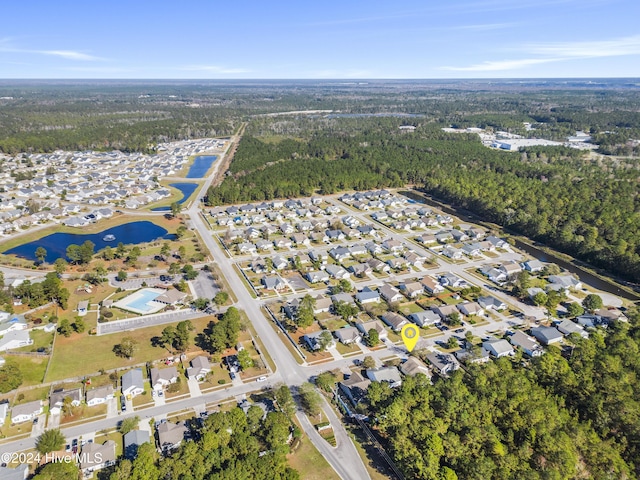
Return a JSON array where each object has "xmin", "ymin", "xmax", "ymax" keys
[
  {"xmin": 399, "ymin": 302, "xmax": 423, "ymax": 315},
  {"xmin": 94, "ymin": 431, "xmax": 124, "ymax": 457},
  {"xmin": 346, "ymin": 424, "xmax": 401, "ymax": 480},
  {"xmin": 144, "ymin": 181, "xmax": 202, "ymax": 211},
  {"xmin": 1, "ymin": 386, "xmax": 50, "ymax": 406},
  {"xmin": 335, "ymin": 342, "xmax": 361, "ymax": 356},
  {"xmin": 318, "ymin": 317, "xmax": 348, "ymax": 331},
  {"xmin": 199, "ymin": 364, "xmax": 231, "ymax": 390},
  {"xmin": 4, "ymin": 355, "xmax": 49, "ymax": 386},
  {"xmin": 60, "ymin": 404, "xmax": 107, "ymax": 425},
  {"xmin": 0, "ymin": 421, "xmax": 32, "ymax": 440},
  {"xmin": 132, "ymin": 389, "xmax": 153, "ymax": 408},
  {"xmin": 45, "ymin": 316, "xmax": 214, "ymax": 381},
  {"xmin": 165, "ymin": 378, "xmax": 190, "ymax": 400}
]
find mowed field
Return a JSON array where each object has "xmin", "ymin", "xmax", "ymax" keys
[{"xmin": 45, "ymin": 315, "xmax": 215, "ymax": 381}]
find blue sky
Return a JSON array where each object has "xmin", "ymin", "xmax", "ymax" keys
[{"xmin": 2, "ymin": 0, "xmax": 639, "ymax": 78}]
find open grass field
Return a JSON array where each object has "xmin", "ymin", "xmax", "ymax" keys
[
  {"xmin": 287, "ymin": 425, "xmax": 340, "ymax": 480},
  {"xmin": 45, "ymin": 315, "xmax": 214, "ymax": 381},
  {"xmin": 3, "ymin": 355, "xmax": 49, "ymax": 386}
]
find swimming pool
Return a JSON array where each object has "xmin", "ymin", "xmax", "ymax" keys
[{"xmin": 114, "ymin": 288, "xmax": 166, "ymax": 315}]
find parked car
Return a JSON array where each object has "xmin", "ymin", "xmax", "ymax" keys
[{"xmin": 256, "ymin": 376, "xmax": 267, "ymax": 383}]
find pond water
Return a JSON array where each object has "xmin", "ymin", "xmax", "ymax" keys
[
  {"xmin": 186, "ymin": 155, "xmax": 217, "ymax": 178},
  {"xmin": 150, "ymin": 183, "xmax": 198, "ymax": 212},
  {"xmin": 4, "ymin": 221, "xmax": 175, "ymax": 263}
]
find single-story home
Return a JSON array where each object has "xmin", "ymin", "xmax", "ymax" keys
[
  {"xmin": 81, "ymin": 440, "xmax": 117, "ymax": 474},
  {"xmin": 482, "ymin": 338, "xmax": 515, "ymax": 358},
  {"xmin": 124, "ymin": 429, "xmax": 151, "ymax": 460},
  {"xmin": 333, "ymin": 327, "xmax": 362, "ymax": 345},
  {"xmin": 122, "ymin": 368, "xmax": 145, "ymax": 398},
  {"xmin": 366, "ymin": 367, "xmax": 402, "ymax": 388},
  {"xmin": 157, "ymin": 420, "xmax": 188, "ymax": 454},
  {"xmin": 86, "ymin": 385, "xmax": 115, "ymax": 407},
  {"xmin": 531, "ymin": 326, "xmax": 564, "ymax": 346},
  {"xmin": 186, "ymin": 356, "xmax": 212, "ymax": 381},
  {"xmin": 11, "ymin": 400, "xmax": 42, "ymax": 424},
  {"xmin": 509, "ymin": 330, "xmax": 543, "ymax": 357},
  {"xmin": 150, "ymin": 366, "xmax": 179, "ymax": 391}
]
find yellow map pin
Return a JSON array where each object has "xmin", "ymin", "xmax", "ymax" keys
[{"xmin": 401, "ymin": 324, "xmax": 419, "ymax": 352}]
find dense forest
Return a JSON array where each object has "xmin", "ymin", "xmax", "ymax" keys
[
  {"xmin": 206, "ymin": 122, "xmax": 640, "ymax": 282},
  {"xmin": 364, "ymin": 308, "xmax": 640, "ymax": 479}
]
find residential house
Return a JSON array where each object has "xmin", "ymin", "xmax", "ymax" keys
[
  {"xmin": 355, "ymin": 287, "xmax": 381, "ymax": 304},
  {"xmin": 325, "ymin": 264, "xmax": 350, "ymax": 280},
  {"xmin": 186, "ymin": 356, "xmax": 212, "ymax": 381},
  {"xmin": 49, "ymin": 388, "xmax": 82, "ymax": 415},
  {"xmin": 399, "ymin": 357, "xmax": 431, "ymax": 378},
  {"xmin": 356, "ymin": 320, "xmax": 388, "ymax": 340},
  {"xmin": 481, "ymin": 266, "xmax": 507, "ymax": 284},
  {"xmin": 425, "ymin": 352, "xmax": 460, "ymax": 377},
  {"xmin": 421, "ymin": 276, "xmax": 444, "ymax": 295},
  {"xmin": 121, "ymin": 369, "xmax": 145, "ymax": 398},
  {"xmin": 305, "ymin": 270, "xmax": 330, "ymax": 284},
  {"xmin": 329, "ymin": 246, "xmax": 351, "ymax": 261},
  {"xmin": 399, "ymin": 282, "xmax": 424, "ymax": 299},
  {"xmin": 408, "ymin": 310, "xmax": 441, "ymax": 327},
  {"xmin": 439, "ymin": 273, "xmax": 465, "ymax": 288},
  {"xmin": 261, "ymin": 276, "xmax": 287, "ymax": 291},
  {"xmin": 381, "ymin": 312, "xmax": 409, "ymax": 332},
  {"xmin": 309, "ymin": 250, "xmax": 328, "ymax": 264},
  {"xmin": 124, "ymin": 429, "xmax": 151, "ymax": 460},
  {"xmin": 557, "ymin": 320, "xmax": 588, "ymax": 338},
  {"xmin": 313, "ymin": 296, "xmax": 333, "ymax": 315},
  {"xmin": 455, "ymin": 346, "xmax": 491, "ymax": 364},
  {"xmin": 576, "ymin": 314, "xmax": 605, "ymax": 328},
  {"xmin": 272, "ymin": 256, "xmax": 288, "ymax": 270},
  {"xmin": 386, "ymin": 257, "xmax": 408, "ymax": 270},
  {"xmin": 81, "ymin": 441, "xmax": 117, "ymax": 474},
  {"xmin": 509, "ymin": 330, "xmax": 544, "ymax": 357},
  {"xmin": 367, "ymin": 258, "xmax": 390, "ymax": 273},
  {"xmin": 366, "ymin": 367, "xmax": 402, "ymax": 388},
  {"xmin": 416, "ymin": 233, "xmax": 437, "ymax": 245},
  {"xmin": 0, "ymin": 330, "xmax": 33, "ymax": 352},
  {"xmin": 548, "ymin": 274, "xmax": 582, "ymax": 291},
  {"xmin": 595, "ymin": 308, "xmax": 627, "ymax": 323},
  {"xmin": 382, "ymin": 238, "xmax": 403, "ymax": 253},
  {"xmin": 11, "ymin": 400, "xmax": 42, "ymax": 424},
  {"xmin": 378, "ymin": 284, "xmax": 404, "ymax": 303},
  {"xmin": 303, "ymin": 331, "xmax": 334, "ymax": 351},
  {"xmin": 349, "ymin": 263, "xmax": 373, "ymax": 277},
  {"xmin": 86, "ymin": 385, "xmax": 115, "ymax": 407},
  {"xmin": 0, "ymin": 402, "xmax": 7, "ymax": 427},
  {"xmin": 442, "ymin": 246, "xmax": 463, "ymax": 260},
  {"xmin": 150, "ymin": 366, "xmax": 179, "ymax": 391},
  {"xmin": 486, "ymin": 235, "xmax": 508, "ymax": 249},
  {"xmin": 523, "ymin": 260, "xmax": 545, "ymax": 272},
  {"xmin": 457, "ymin": 301, "xmax": 484, "ymax": 317},
  {"xmin": 333, "ymin": 327, "xmax": 362, "ymax": 345},
  {"xmin": 482, "ymin": 338, "xmax": 515, "ymax": 358},
  {"xmin": 331, "ymin": 292, "xmax": 357, "ymax": 308},
  {"xmin": 157, "ymin": 420, "xmax": 189, "ymax": 453},
  {"xmin": 500, "ymin": 262, "xmax": 523, "ymax": 277},
  {"xmin": 339, "ymin": 372, "xmax": 371, "ymax": 405},
  {"xmin": 531, "ymin": 326, "xmax": 564, "ymax": 346},
  {"xmin": 477, "ymin": 296, "xmax": 507, "ymax": 311},
  {"xmin": 431, "ymin": 304, "xmax": 460, "ymax": 322}
]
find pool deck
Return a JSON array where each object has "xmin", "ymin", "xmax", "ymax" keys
[{"xmin": 113, "ymin": 287, "xmax": 166, "ymax": 315}]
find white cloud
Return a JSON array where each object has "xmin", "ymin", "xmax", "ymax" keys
[
  {"xmin": 41, "ymin": 50, "xmax": 103, "ymax": 61},
  {"xmin": 441, "ymin": 34, "xmax": 640, "ymax": 72},
  {"xmin": 527, "ymin": 35, "xmax": 640, "ymax": 58}
]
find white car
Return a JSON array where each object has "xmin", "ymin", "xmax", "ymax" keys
[{"xmin": 256, "ymin": 376, "xmax": 267, "ymax": 383}]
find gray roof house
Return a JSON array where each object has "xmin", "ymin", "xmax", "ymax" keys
[
  {"xmin": 11, "ymin": 400, "xmax": 42, "ymax": 424},
  {"xmin": 124, "ymin": 429, "xmax": 151, "ymax": 460},
  {"xmin": 531, "ymin": 326, "xmax": 564, "ymax": 346},
  {"xmin": 425, "ymin": 352, "xmax": 460, "ymax": 377},
  {"xmin": 81, "ymin": 440, "xmax": 117, "ymax": 474},
  {"xmin": 339, "ymin": 372, "xmax": 371, "ymax": 405},
  {"xmin": 86, "ymin": 384, "xmax": 114, "ymax": 406},
  {"xmin": 150, "ymin": 366, "xmax": 179, "ymax": 390},
  {"xmin": 122, "ymin": 368, "xmax": 145, "ymax": 398},
  {"xmin": 400, "ymin": 357, "xmax": 431, "ymax": 378},
  {"xmin": 157, "ymin": 420, "xmax": 188, "ymax": 453},
  {"xmin": 50, "ymin": 388, "xmax": 82, "ymax": 414},
  {"xmin": 333, "ymin": 327, "xmax": 361, "ymax": 345},
  {"xmin": 408, "ymin": 310, "xmax": 441, "ymax": 327},
  {"xmin": 366, "ymin": 367, "xmax": 402, "ymax": 387},
  {"xmin": 482, "ymin": 338, "xmax": 515, "ymax": 358},
  {"xmin": 557, "ymin": 320, "xmax": 588, "ymax": 338},
  {"xmin": 186, "ymin": 355, "xmax": 212, "ymax": 381},
  {"xmin": 477, "ymin": 296, "xmax": 507, "ymax": 311},
  {"xmin": 509, "ymin": 330, "xmax": 543, "ymax": 357},
  {"xmin": 381, "ymin": 312, "xmax": 409, "ymax": 332},
  {"xmin": 356, "ymin": 320, "xmax": 388, "ymax": 340},
  {"xmin": 355, "ymin": 287, "xmax": 380, "ymax": 304}
]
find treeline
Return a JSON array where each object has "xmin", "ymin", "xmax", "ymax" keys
[
  {"xmin": 206, "ymin": 126, "xmax": 640, "ymax": 282},
  {"xmin": 366, "ymin": 309, "xmax": 640, "ymax": 479},
  {"xmin": 104, "ymin": 407, "xmax": 299, "ymax": 480}
]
